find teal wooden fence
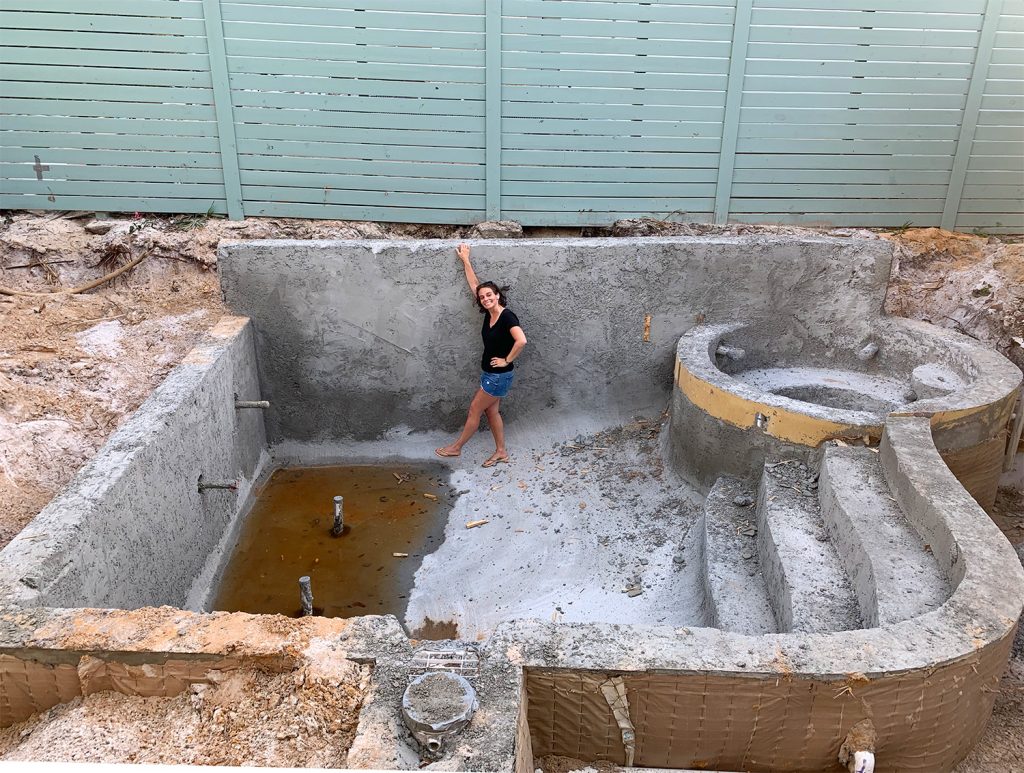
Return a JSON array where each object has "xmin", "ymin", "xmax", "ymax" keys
[{"xmin": 2, "ymin": 0, "xmax": 1021, "ymax": 230}]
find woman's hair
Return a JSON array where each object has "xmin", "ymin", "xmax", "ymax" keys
[{"xmin": 474, "ymin": 281, "xmax": 510, "ymax": 313}]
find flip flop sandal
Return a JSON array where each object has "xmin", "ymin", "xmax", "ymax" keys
[
  {"xmin": 435, "ymin": 448, "xmax": 460, "ymax": 458},
  {"xmin": 481, "ymin": 455, "xmax": 510, "ymax": 468}
]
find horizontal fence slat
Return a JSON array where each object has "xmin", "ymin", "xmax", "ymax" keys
[
  {"xmin": 728, "ymin": 197, "xmax": 944, "ymax": 213},
  {"xmin": 739, "ymin": 123, "xmax": 960, "ymax": 140},
  {"xmin": 500, "ymin": 196, "xmax": 713, "ymax": 212},
  {"xmin": 1, "ymin": 0, "xmax": 205, "ymax": 17},
  {"xmin": 500, "ymin": 181, "xmax": 717, "ymax": 197},
  {"xmin": 1, "ymin": 115, "xmax": 219, "ymax": 138},
  {"xmin": 742, "ymin": 75, "xmax": 970, "ymax": 95},
  {"xmin": 732, "ymin": 168, "xmax": 950, "ymax": 183},
  {"xmin": 503, "ymin": 134, "xmax": 722, "ymax": 152},
  {"xmin": 3, "ymin": 180, "xmax": 226, "ymax": 197},
  {"xmin": 502, "ymin": 166, "xmax": 719, "ymax": 183},
  {"xmin": 0, "ymin": 47, "xmax": 210, "ymax": 71},
  {"xmin": 233, "ymin": 106, "xmax": 485, "ymax": 133},
  {"xmin": 749, "ymin": 25, "xmax": 980, "ymax": 47},
  {"xmin": 735, "ymin": 138, "xmax": 957, "ymax": 153},
  {"xmin": 733, "ymin": 153, "xmax": 955, "ymax": 170},
  {"xmin": 0, "ymin": 63, "xmax": 213, "ymax": 89},
  {"xmin": 965, "ymin": 169, "xmax": 1024, "ymax": 184},
  {"xmin": 747, "ymin": 41, "xmax": 978, "ymax": 64},
  {"xmin": 2, "ymin": 130, "xmax": 221, "ymax": 152},
  {"xmin": 728, "ymin": 212, "xmax": 942, "ymax": 226},
  {"xmin": 235, "ymin": 138, "xmax": 479, "ymax": 164},
  {"xmin": 228, "ymin": 71, "xmax": 486, "ymax": 101},
  {"xmin": 245, "ymin": 200, "xmax": 485, "ymax": 223},
  {"xmin": 503, "ymin": 150, "xmax": 722, "ymax": 168},
  {"xmin": 502, "ymin": 17, "xmax": 735, "ymax": 45},
  {"xmin": 0, "ymin": 194, "xmax": 227, "ymax": 214},
  {"xmin": 1, "ymin": 81, "xmax": 214, "ymax": 106},
  {"xmin": 234, "ymin": 123, "xmax": 486, "ymax": 150},
  {"xmin": 504, "ymin": 0, "xmax": 735, "ymax": 24},
  {"xmin": 222, "ymin": 10, "xmax": 484, "ymax": 34},
  {"xmin": 739, "ymin": 107, "xmax": 965, "ymax": 125},
  {"xmin": 730, "ymin": 183, "xmax": 950, "ymax": 198},
  {"xmin": 502, "ymin": 118, "xmax": 722, "ymax": 138},
  {"xmin": 750, "ymin": 8, "xmax": 983, "ymax": 32},
  {"xmin": 2, "ymin": 163, "xmax": 224, "ymax": 185},
  {"xmin": 0, "ymin": 148, "xmax": 222, "ymax": 169},
  {"xmin": 0, "ymin": 10, "xmax": 206, "ymax": 35},
  {"xmin": 239, "ymin": 154, "xmax": 483, "ymax": 180},
  {"xmin": 504, "ymin": 85, "xmax": 725, "ymax": 108},
  {"xmin": 744, "ymin": 59, "xmax": 974, "ymax": 79},
  {"xmin": 1, "ymin": 29, "xmax": 209, "ymax": 54},
  {"xmin": 240, "ymin": 185, "xmax": 483, "ymax": 210},
  {"xmin": 223, "ymin": 0, "xmax": 480, "ymax": 10},
  {"xmin": 754, "ymin": 0, "xmax": 984, "ymax": 12},
  {"xmin": 502, "ymin": 51, "xmax": 731, "ymax": 76},
  {"xmin": 238, "ymin": 170, "xmax": 483, "ymax": 196}
]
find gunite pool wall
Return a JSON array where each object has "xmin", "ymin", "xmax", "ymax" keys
[
  {"xmin": 0, "ymin": 236, "xmax": 1021, "ymax": 773},
  {"xmin": 0, "ymin": 316, "xmax": 267, "ymax": 610}
]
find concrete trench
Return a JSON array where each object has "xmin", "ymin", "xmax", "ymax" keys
[{"xmin": 1, "ymin": 236, "xmax": 1023, "ymax": 772}]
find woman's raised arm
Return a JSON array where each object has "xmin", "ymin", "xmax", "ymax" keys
[{"xmin": 456, "ymin": 243, "xmax": 480, "ymax": 298}]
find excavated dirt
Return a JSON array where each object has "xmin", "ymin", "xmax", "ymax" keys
[
  {"xmin": 1, "ymin": 211, "xmax": 1021, "ymax": 767},
  {"xmin": 0, "ymin": 659, "xmax": 371, "ymax": 766}
]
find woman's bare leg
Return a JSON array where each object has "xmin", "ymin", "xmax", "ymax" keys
[
  {"xmin": 484, "ymin": 401, "xmax": 507, "ymax": 461},
  {"xmin": 437, "ymin": 389, "xmax": 498, "ymax": 456}
]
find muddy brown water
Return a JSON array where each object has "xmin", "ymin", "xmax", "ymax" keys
[{"xmin": 212, "ymin": 464, "xmax": 453, "ymax": 629}]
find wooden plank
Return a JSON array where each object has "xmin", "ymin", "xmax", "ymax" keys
[
  {"xmin": 3, "ymin": 180, "xmax": 226, "ymax": 197},
  {"xmin": 1, "ymin": 114, "xmax": 218, "ymax": 136},
  {"xmin": 1, "ymin": 29, "xmax": 208, "ymax": 53},
  {"xmin": 231, "ymin": 91, "xmax": 483, "ymax": 117},
  {"xmin": 715, "ymin": 0, "xmax": 752, "ymax": 223},
  {"xmin": 943, "ymin": 0, "xmax": 1005, "ymax": 229},
  {"xmin": 502, "ymin": 51, "xmax": 731, "ymax": 76},
  {"xmin": 500, "ymin": 196, "xmax": 713, "ymax": 211},
  {"xmin": 228, "ymin": 54, "xmax": 483, "ymax": 85},
  {"xmin": 502, "ymin": 32, "xmax": 731, "ymax": 57},
  {"xmin": 750, "ymin": 8, "xmax": 984, "ymax": 32},
  {"xmin": 740, "ymin": 107, "xmax": 965, "ymax": 125},
  {"xmin": 967, "ymin": 155, "xmax": 1024, "ymax": 170},
  {"xmin": 503, "ymin": 134, "xmax": 721, "ymax": 152},
  {"xmin": 734, "ymin": 138, "xmax": 956, "ymax": 153},
  {"xmin": 504, "ymin": 85, "xmax": 726, "ymax": 108},
  {"xmin": 741, "ymin": 91, "xmax": 967, "ymax": 109},
  {"xmin": 502, "ymin": 17, "xmax": 735, "ymax": 43},
  {"xmin": 499, "ymin": 211, "xmax": 711, "ymax": 226},
  {"xmin": 742, "ymin": 76, "xmax": 968, "ymax": 94},
  {"xmin": 496, "ymin": 101, "xmax": 725, "ymax": 122},
  {"xmin": 745, "ymin": 60, "xmax": 973, "ymax": 79},
  {"xmin": 239, "ymin": 154, "xmax": 483, "ymax": 180},
  {"xmin": 962, "ymin": 184, "xmax": 1024, "ymax": 198},
  {"xmin": 240, "ymin": 185, "xmax": 483, "ymax": 209},
  {"xmin": 231, "ymin": 107, "xmax": 484, "ymax": 133},
  {"xmin": 974, "ymin": 124, "xmax": 1024, "ymax": 141},
  {"xmin": 0, "ymin": 11, "xmax": 206, "ymax": 35},
  {"xmin": 2, "ymin": 0, "xmax": 204, "ymax": 17},
  {"xmin": 1, "ymin": 130, "xmax": 220, "ymax": 152},
  {"xmin": 954, "ymin": 214, "xmax": 1024, "ymax": 230},
  {"xmin": 224, "ymin": 26, "xmax": 482, "ymax": 54},
  {"xmin": 739, "ymin": 124, "xmax": 959, "ymax": 141},
  {"xmin": 234, "ymin": 123, "xmax": 486, "ymax": 149},
  {"xmin": 0, "ymin": 98, "xmax": 216, "ymax": 122},
  {"xmin": 730, "ymin": 183, "xmax": 949, "ymax": 198},
  {"xmin": 228, "ymin": 72, "xmax": 486, "ymax": 101},
  {"xmin": 503, "ymin": 0, "xmax": 734, "ymax": 24},
  {"xmin": 0, "ymin": 147, "xmax": 222, "ymax": 168},
  {"xmin": 2, "ymin": 163, "xmax": 224, "ymax": 184},
  {"xmin": 225, "ymin": 0, "xmax": 480, "ymax": 10},
  {"xmin": 238, "ymin": 170, "xmax": 483, "ymax": 195},
  {"xmin": 965, "ymin": 170, "xmax": 1024, "ymax": 184},
  {"xmin": 502, "ymin": 69, "xmax": 727, "ymax": 90},
  {"xmin": 733, "ymin": 153, "xmax": 954, "ymax": 170},
  {"xmin": 727, "ymin": 212, "xmax": 942, "ymax": 226},
  {"xmin": 503, "ymin": 149, "xmax": 721, "ymax": 168},
  {"xmin": 0, "ymin": 64, "xmax": 213, "ymax": 89},
  {"xmin": 222, "ymin": 10, "xmax": 483, "ymax": 33},
  {"xmin": 502, "ymin": 117, "xmax": 722, "ymax": 138},
  {"xmin": 1, "ymin": 80, "xmax": 214, "ymax": 105},
  {"xmin": 0, "ymin": 47, "xmax": 210, "ymax": 71},
  {"xmin": 226, "ymin": 40, "xmax": 481, "ymax": 67},
  {"xmin": 754, "ymin": 0, "xmax": 982, "ymax": 11},
  {"xmin": 486, "ymin": 0, "xmax": 501, "ymax": 219},
  {"xmin": 502, "ymin": 166, "xmax": 719, "ymax": 183},
  {"xmin": 501, "ymin": 181, "xmax": 717, "ymax": 196},
  {"xmin": 747, "ymin": 41, "xmax": 978, "ymax": 64},
  {"xmin": 958, "ymin": 198, "xmax": 1024, "ymax": 212},
  {"xmin": 748, "ymin": 26, "xmax": 979, "ymax": 47},
  {"xmin": 967, "ymin": 141, "xmax": 1024, "ymax": 155},
  {"xmin": 728, "ymin": 198, "xmax": 944, "ymax": 213},
  {"xmin": 235, "ymin": 138, "xmax": 481, "ymax": 164},
  {"xmin": 732, "ymin": 168, "xmax": 950, "ymax": 184},
  {"xmin": 245, "ymin": 200, "xmax": 485, "ymax": 223},
  {"xmin": 0, "ymin": 194, "xmax": 228, "ymax": 215}
]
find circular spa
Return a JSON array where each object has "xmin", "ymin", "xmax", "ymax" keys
[{"xmin": 671, "ymin": 316, "xmax": 1022, "ymax": 509}]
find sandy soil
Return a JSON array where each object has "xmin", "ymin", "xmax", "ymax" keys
[
  {"xmin": 0, "ymin": 658, "xmax": 371, "ymax": 766},
  {"xmin": 1, "ymin": 212, "xmax": 1021, "ymax": 768}
]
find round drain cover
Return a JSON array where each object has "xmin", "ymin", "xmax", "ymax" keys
[{"xmin": 401, "ymin": 671, "xmax": 478, "ymax": 755}]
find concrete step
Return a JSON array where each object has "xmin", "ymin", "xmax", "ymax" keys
[
  {"xmin": 756, "ymin": 460, "xmax": 862, "ymax": 633},
  {"xmin": 819, "ymin": 445, "xmax": 948, "ymax": 627},
  {"xmin": 699, "ymin": 476, "xmax": 778, "ymax": 635}
]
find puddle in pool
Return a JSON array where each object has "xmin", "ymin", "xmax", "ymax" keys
[{"xmin": 211, "ymin": 464, "xmax": 451, "ymax": 622}]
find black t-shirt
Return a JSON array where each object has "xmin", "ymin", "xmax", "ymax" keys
[{"xmin": 481, "ymin": 308, "xmax": 521, "ymax": 373}]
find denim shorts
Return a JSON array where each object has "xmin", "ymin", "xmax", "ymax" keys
[{"xmin": 480, "ymin": 370, "xmax": 514, "ymax": 398}]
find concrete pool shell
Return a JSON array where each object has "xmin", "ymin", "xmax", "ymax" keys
[{"xmin": 0, "ymin": 236, "xmax": 1021, "ymax": 771}]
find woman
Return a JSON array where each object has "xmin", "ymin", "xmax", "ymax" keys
[{"xmin": 435, "ymin": 243, "xmax": 527, "ymax": 467}]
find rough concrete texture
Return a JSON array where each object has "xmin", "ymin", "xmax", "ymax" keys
[
  {"xmin": 0, "ymin": 317, "xmax": 267, "ymax": 609},
  {"xmin": 818, "ymin": 446, "xmax": 947, "ymax": 627},
  {"xmin": 267, "ymin": 409, "xmax": 705, "ymax": 641},
  {"xmin": 699, "ymin": 477, "xmax": 777, "ymax": 635},
  {"xmin": 217, "ymin": 236, "xmax": 893, "ymax": 443},
  {"xmin": 755, "ymin": 461, "xmax": 861, "ymax": 634}
]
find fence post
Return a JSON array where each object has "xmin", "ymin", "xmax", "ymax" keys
[
  {"xmin": 941, "ymin": 0, "xmax": 1004, "ymax": 232},
  {"xmin": 202, "ymin": 0, "xmax": 244, "ymax": 220},
  {"xmin": 485, "ymin": 0, "xmax": 502, "ymax": 222},
  {"xmin": 714, "ymin": 0, "xmax": 753, "ymax": 225}
]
